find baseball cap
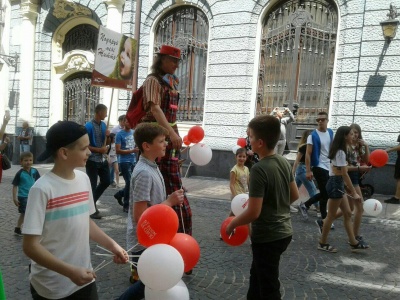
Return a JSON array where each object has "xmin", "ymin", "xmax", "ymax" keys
[
  {"xmin": 37, "ymin": 121, "xmax": 88, "ymax": 161},
  {"xmin": 159, "ymin": 45, "xmax": 181, "ymax": 59}
]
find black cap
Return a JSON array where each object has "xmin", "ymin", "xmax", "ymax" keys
[{"xmin": 37, "ymin": 121, "xmax": 87, "ymax": 161}]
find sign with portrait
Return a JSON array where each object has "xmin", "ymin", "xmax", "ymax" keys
[{"xmin": 92, "ymin": 26, "xmax": 137, "ymax": 90}]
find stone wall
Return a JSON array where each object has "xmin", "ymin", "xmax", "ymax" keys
[{"xmin": 331, "ymin": 0, "xmax": 400, "ymax": 155}]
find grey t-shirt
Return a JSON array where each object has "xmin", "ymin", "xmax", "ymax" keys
[{"xmin": 126, "ymin": 156, "xmax": 166, "ymax": 252}]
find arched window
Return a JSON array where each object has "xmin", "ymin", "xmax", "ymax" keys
[
  {"xmin": 154, "ymin": 6, "xmax": 208, "ymax": 122},
  {"xmin": 63, "ymin": 24, "xmax": 98, "ymax": 55},
  {"xmin": 258, "ymin": 0, "xmax": 338, "ymax": 148}
]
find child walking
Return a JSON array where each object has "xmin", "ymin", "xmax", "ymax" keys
[
  {"xmin": 108, "ymin": 133, "xmax": 120, "ymax": 189},
  {"xmin": 119, "ymin": 123, "xmax": 184, "ymax": 300},
  {"xmin": 12, "ymin": 152, "xmax": 40, "ymax": 236},
  {"xmin": 226, "ymin": 115, "xmax": 299, "ymax": 299},
  {"xmin": 229, "ymin": 147, "xmax": 249, "ymax": 216},
  {"xmin": 317, "ymin": 126, "xmax": 370, "ymax": 253},
  {"xmin": 22, "ymin": 121, "xmax": 128, "ymax": 299},
  {"xmin": 345, "ymin": 123, "xmax": 371, "ymax": 242}
]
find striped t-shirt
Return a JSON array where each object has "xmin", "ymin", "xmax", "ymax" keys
[{"xmin": 23, "ymin": 170, "xmax": 96, "ymax": 299}]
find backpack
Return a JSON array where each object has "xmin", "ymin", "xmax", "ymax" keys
[{"xmin": 126, "ymin": 75, "xmax": 165, "ymax": 129}]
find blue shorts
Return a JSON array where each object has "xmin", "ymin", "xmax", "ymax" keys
[
  {"xmin": 326, "ymin": 176, "xmax": 344, "ymax": 199},
  {"xmin": 18, "ymin": 197, "xmax": 28, "ymax": 214},
  {"xmin": 348, "ymin": 171, "xmax": 359, "ymax": 186}
]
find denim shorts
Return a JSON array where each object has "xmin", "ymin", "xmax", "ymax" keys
[
  {"xmin": 348, "ymin": 171, "xmax": 359, "ymax": 186},
  {"xmin": 18, "ymin": 197, "xmax": 28, "ymax": 214},
  {"xmin": 325, "ymin": 176, "xmax": 344, "ymax": 199}
]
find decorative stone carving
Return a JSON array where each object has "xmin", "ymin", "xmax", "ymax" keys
[
  {"xmin": 20, "ymin": 1, "xmax": 38, "ymax": 21},
  {"xmin": 65, "ymin": 55, "xmax": 91, "ymax": 72},
  {"xmin": 53, "ymin": 50, "xmax": 94, "ymax": 79},
  {"xmin": 53, "ymin": 0, "xmax": 91, "ymax": 19}
]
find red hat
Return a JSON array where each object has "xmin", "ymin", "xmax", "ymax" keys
[{"xmin": 159, "ymin": 45, "xmax": 181, "ymax": 59}]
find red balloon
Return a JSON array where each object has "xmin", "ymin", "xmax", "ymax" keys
[
  {"xmin": 220, "ymin": 216, "xmax": 249, "ymax": 246},
  {"xmin": 183, "ymin": 135, "xmax": 191, "ymax": 146},
  {"xmin": 169, "ymin": 233, "xmax": 200, "ymax": 272},
  {"xmin": 187, "ymin": 126, "xmax": 204, "ymax": 143},
  {"xmin": 369, "ymin": 149, "xmax": 388, "ymax": 168},
  {"xmin": 137, "ymin": 204, "xmax": 179, "ymax": 247},
  {"xmin": 237, "ymin": 138, "xmax": 246, "ymax": 148}
]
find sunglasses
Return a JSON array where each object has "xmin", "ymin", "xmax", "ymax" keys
[{"xmin": 316, "ymin": 118, "xmax": 327, "ymax": 122}]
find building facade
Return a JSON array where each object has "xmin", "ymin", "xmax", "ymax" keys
[{"xmin": 0, "ymin": 0, "xmax": 399, "ymax": 193}]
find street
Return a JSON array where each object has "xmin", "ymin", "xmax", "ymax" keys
[{"xmin": 1, "ymin": 164, "xmax": 400, "ymax": 299}]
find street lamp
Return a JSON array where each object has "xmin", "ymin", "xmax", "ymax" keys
[
  {"xmin": 0, "ymin": 53, "xmax": 18, "ymax": 72},
  {"xmin": 380, "ymin": 4, "xmax": 400, "ymax": 43}
]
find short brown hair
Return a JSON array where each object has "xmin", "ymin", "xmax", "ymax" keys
[
  {"xmin": 20, "ymin": 151, "xmax": 33, "ymax": 161},
  {"xmin": 134, "ymin": 123, "xmax": 168, "ymax": 152},
  {"xmin": 248, "ymin": 115, "xmax": 280, "ymax": 150}
]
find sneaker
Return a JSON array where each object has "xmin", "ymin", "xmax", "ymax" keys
[
  {"xmin": 350, "ymin": 240, "xmax": 370, "ymax": 252},
  {"xmin": 90, "ymin": 212, "xmax": 102, "ymax": 219},
  {"xmin": 355, "ymin": 235, "xmax": 363, "ymax": 242},
  {"xmin": 315, "ymin": 219, "xmax": 323, "ymax": 235},
  {"xmin": 384, "ymin": 197, "xmax": 400, "ymax": 204},
  {"xmin": 331, "ymin": 223, "xmax": 335, "ymax": 230},
  {"xmin": 299, "ymin": 202, "xmax": 309, "ymax": 220},
  {"xmin": 14, "ymin": 227, "xmax": 22, "ymax": 236},
  {"xmin": 290, "ymin": 205, "xmax": 298, "ymax": 213},
  {"xmin": 114, "ymin": 193, "xmax": 123, "ymax": 206},
  {"xmin": 110, "ymin": 181, "xmax": 117, "ymax": 188}
]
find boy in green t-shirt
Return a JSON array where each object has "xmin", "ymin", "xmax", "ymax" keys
[{"xmin": 226, "ymin": 115, "xmax": 299, "ymax": 299}]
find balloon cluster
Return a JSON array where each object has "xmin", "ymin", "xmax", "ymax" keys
[
  {"xmin": 232, "ymin": 137, "xmax": 247, "ymax": 154},
  {"xmin": 137, "ymin": 205, "xmax": 201, "ymax": 299},
  {"xmin": 183, "ymin": 126, "xmax": 213, "ymax": 166},
  {"xmin": 220, "ymin": 194, "xmax": 250, "ymax": 247}
]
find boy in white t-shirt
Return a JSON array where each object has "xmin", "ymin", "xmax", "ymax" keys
[{"xmin": 22, "ymin": 121, "xmax": 128, "ymax": 300}]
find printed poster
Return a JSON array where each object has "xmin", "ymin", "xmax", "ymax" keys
[{"xmin": 92, "ymin": 26, "xmax": 137, "ymax": 90}]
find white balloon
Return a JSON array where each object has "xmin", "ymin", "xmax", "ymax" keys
[
  {"xmin": 189, "ymin": 143, "xmax": 212, "ymax": 166},
  {"xmin": 231, "ymin": 193, "xmax": 249, "ymax": 216},
  {"xmin": 145, "ymin": 280, "xmax": 189, "ymax": 300},
  {"xmin": 363, "ymin": 199, "xmax": 382, "ymax": 217},
  {"xmin": 232, "ymin": 145, "xmax": 241, "ymax": 154},
  {"xmin": 137, "ymin": 244, "xmax": 184, "ymax": 291}
]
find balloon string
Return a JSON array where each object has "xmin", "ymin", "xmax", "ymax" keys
[
  {"xmin": 180, "ymin": 205, "xmax": 186, "ymax": 234},
  {"xmin": 179, "ymin": 185, "xmax": 186, "ymax": 234},
  {"xmin": 338, "ymin": 189, "xmax": 355, "ymax": 199},
  {"xmin": 126, "ymin": 243, "xmax": 139, "ymax": 253}
]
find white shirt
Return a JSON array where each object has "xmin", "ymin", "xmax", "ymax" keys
[
  {"xmin": 329, "ymin": 150, "xmax": 347, "ymax": 176},
  {"xmin": 23, "ymin": 170, "xmax": 96, "ymax": 298},
  {"xmin": 307, "ymin": 129, "xmax": 331, "ymax": 171}
]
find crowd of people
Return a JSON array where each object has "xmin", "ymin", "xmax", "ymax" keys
[{"xmin": 1, "ymin": 43, "xmax": 400, "ymax": 300}]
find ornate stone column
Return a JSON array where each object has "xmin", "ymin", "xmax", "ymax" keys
[
  {"xmin": 18, "ymin": 1, "xmax": 38, "ymax": 124},
  {"xmin": 103, "ymin": 0, "xmax": 126, "ymax": 126}
]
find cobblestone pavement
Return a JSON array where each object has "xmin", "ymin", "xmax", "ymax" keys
[{"xmin": 1, "ymin": 164, "xmax": 400, "ymax": 299}]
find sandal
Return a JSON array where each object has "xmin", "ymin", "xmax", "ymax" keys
[
  {"xmin": 350, "ymin": 240, "xmax": 370, "ymax": 251},
  {"xmin": 318, "ymin": 243, "xmax": 337, "ymax": 253}
]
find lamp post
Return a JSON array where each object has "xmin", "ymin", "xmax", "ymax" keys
[
  {"xmin": 380, "ymin": 4, "xmax": 400, "ymax": 43},
  {"xmin": 0, "ymin": 53, "xmax": 18, "ymax": 72}
]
